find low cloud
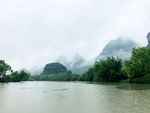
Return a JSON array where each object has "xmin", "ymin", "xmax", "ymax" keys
[{"xmin": 0, "ymin": 0, "xmax": 150, "ymax": 70}]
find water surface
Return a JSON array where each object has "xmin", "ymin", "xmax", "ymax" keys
[{"xmin": 0, "ymin": 81, "xmax": 150, "ymax": 113}]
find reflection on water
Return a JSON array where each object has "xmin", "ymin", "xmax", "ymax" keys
[
  {"xmin": 0, "ymin": 81, "xmax": 150, "ymax": 113},
  {"xmin": 53, "ymin": 88, "xmax": 68, "ymax": 91},
  {"xmin": 116, "ymin": 83, "xmax": 150, "ymax": 90}
]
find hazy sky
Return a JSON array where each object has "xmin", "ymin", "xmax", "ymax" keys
[{"xmin": 0, "ymin": 0, "xmax": 150, "ymax": 70}]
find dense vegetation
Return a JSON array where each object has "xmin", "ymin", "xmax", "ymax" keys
[
  {"xmin": 30, "ymin": 63, "xmax": 80, "ymax": 81},
  {"xmin": 30, "ymin": 71, "xmax": 80, "ymax": 81},
  {"xmin": 81, "ymin": 47, "xmax": 150, "ymax": 83},
  {"xmin": 124, "ymin": 47, "xmax": 150, "ymax": 83},
  {"xmin": 42, "ymin": 63, "xmax": 67, "ymax": 75},
  {"xmin": 1, "ymin": 47, "xmax": 150, "ymax": 83},
  {"xmin": 0, "ymin": 60, "xmax": 30, "ymax": 82},
  {"xmin": 25, "ymin": 47, "xmax": 150, "ymax": 83},
  {"xmin": 81, "ymin": 57, "xmax": 127, "ymax": 82},
  {"xmin": 0, "ymin": 60, "xmax": 12, "ymax": 77}
]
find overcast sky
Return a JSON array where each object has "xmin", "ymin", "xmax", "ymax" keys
[{"xmin": 0, "ymin": 0, "xmax": 150, "ymax": 70}]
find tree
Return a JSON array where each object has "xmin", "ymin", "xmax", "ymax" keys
[
  {"xmin": 0, "ymin": 60, "xmax": 30, "ymax": 82},
  {"xmin": 93, "ymin": 57, "xmax": 123, "ymax": 82},
  {"xmin": 9, "ymin": 70, "xmax": 30, "ymax": 82},
  {"xmin": 19, "ymin": 70, "xmax": 30, "ymax": 81},
  {"xmin": 125, "ymin": 47, "xmax": 150, "ymax": 78},
  {"xmin": 0, "ymin": 60, "xmax": 12, "ymax": 77},
  {"xmin": 8, "ymin": 71, "xmax": 21, "ymax": 82},
  {"xmin": 42, "ymin": 63, "xmax": 67, "ymax": 75},
  {"xmin": 81, "ymin": 67, "xmax": 94, "ymax": 81},
  {"xmin": 30, "ymin": 71, "xmax": 79, "ymax": 81}
]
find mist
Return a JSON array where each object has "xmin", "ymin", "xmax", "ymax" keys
[{"xmin": 0, "ymin": 0, "xmax": 150, "ymax": 70}]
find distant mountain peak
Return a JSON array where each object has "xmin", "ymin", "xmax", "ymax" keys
[
  {"xmin": 96, "ymin": 37, "xmax": 138, "ymax": 60},
  {"xmin": 147, "ymin": 32, "xmax": 150, "ymax": 47}
]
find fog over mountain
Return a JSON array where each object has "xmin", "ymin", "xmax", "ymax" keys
[
  {"xmin": 54, "ymin": 38, "xmax": 139, "ymax": 74},
  {"xmin": 0, "ymin": 0, "xmax": 150, "ymax": 71},
  {"xmin": 96, "ymin": 38, "xmax": 138, "ymax": 60},
  {"xmin": 29, "ymin": 66, "xmax": 44, "ymax": 75},
  {"xmin": 56, "ymin": 54, "xmax": 91, "ymax": 74}
]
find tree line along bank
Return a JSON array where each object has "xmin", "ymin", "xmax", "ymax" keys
[{"xmin": 1, "ymin": 47, "xmax": 150, "ymax": 83}]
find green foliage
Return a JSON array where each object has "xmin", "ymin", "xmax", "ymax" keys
[
  {"xmin": 81, "ymin": 57, "xmax": 125, "ymax": 82},
  {"xmin": 30, "ymin": 75, "xmax": 40, "ymax": 81},
  {"xmin": 42, "ymin": 63, "xmax": 67, "ymax": 75},
  {"xmin": 1, "ymin": 46, "xmax": 150, "ymax": 84},
  {"xmin": 30, "ymin": 71, "xmax": 80, "ymax": 81},
  {"xmin": 131, "ymin": 74, "xmax": 150, "ymax": 83},
  {"xmin": 33, "ymin": 63, "xmax": 79, "ymax": 81},
  {"xmin": 80, "ymin": 67, "xmax": 94, "ymax": 81},
  {"xmin": 0, "ymin": 76, "xmax": 9, "ymax": 82},
  {"xmin": 0, "ymin": 70, "xmax": 30, "ymax": 82},
  {"xmin": 94, "ymin": 57, "xmax": 123, "ymax": 82},
  {"xmin": 19, "ymin": 70, "xmax": 30, "ymax": 81},
  {"xmin": 6, "ymin": 70, "xmax": 30, "ymax": 82},
  {"xmin": 125, "ymin": 47, "xmax": 150, "ymax": 78},
  {"xmin": 7, "ymin": 71, "xmax": 20, "ymax": 82},
  {"xmin": 120, "ymin": 78, "xmax": 130, "ymax": 83},
  {"xmin": 0, "ymin": 60, "xmax": 12, "ymax": 77},
  {"xmin": 0, "ymin": 60, "xmax": 30, "ymax": 83}
]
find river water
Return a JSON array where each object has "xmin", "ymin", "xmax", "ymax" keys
[{"xmin": 0, "ymin": 81, "xmax": 150, "ymax": 113}]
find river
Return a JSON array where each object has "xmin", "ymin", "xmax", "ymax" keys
[{"xmin": 0, "ymin": 81, "xmax": 150, "ymax": 113}]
